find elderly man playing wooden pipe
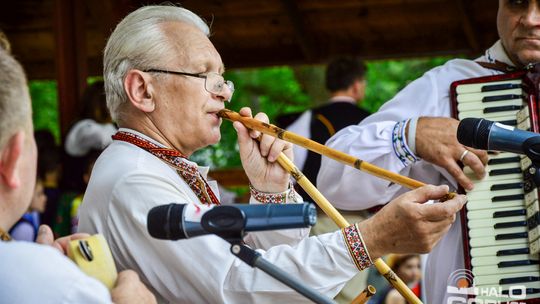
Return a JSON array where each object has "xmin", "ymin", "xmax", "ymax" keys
[{"xmin": 78, "ymin": 4, "xmax": 466, "ymax": 303}]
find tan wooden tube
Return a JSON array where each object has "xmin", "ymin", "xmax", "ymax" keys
[
  {"xmin": 220, "ymin": 109, "xmax": 422, "ymax": 190},
  {"xmin": 350, "ymin": 285, "xmax": 376, "ymax": 304},
  {"xmin": 274, "ymin": 152, "xmax": 422, "ymax": 304}
]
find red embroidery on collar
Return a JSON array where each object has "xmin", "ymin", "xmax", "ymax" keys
[{"xmin": 112, "ymin": 131, "xmax": 220, "ymax": 206}]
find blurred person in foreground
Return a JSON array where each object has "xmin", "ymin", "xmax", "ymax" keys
[{"xmin": 0, "ymin": 31, "xmax": 155, "ymax": 304}]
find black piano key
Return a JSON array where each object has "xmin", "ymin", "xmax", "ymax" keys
[
  {"xmin": 484, "ymin": 105, "xmax": 522, "ymax": 113},
  {"xmin": 492, "ymin": 194, "xmax": 525, "ymax": 202},
  {"xmin": 498, "ymin": 119, "xmax": 518, "ymax": 126},
  {"xmin": 494, "ymin": 220, "xmax": 527, "ymax": 229},
  {"xmin": 502, "ymin": 288, "xmax": 540, "ymax": 295},
  {"xmin": 483, "ymin": 94, "xmax": 522, "ymax": 102},
  {"xmin": 489, "ymin": 167, "xmax": 523, "ymax": 176},
  {"xmin": 493, "ymin": 209, "xmax": 526, "ymax": 218},
  {"xmin": 488, "ymin": 157, "xmax": 521, "ymax": 165},
  {"xmin": 491, "ymin": 182, "xmax": 524, "ymax": 191},
  {"xmin": 498, "ymin": 259, "xmax": 539, "ymax": 268},
  {"xmin": 528, "ymin": 212, "xmax": 540, "ymax": 229},
  {"xmin": 497, "ymin": 247, "xmax": 530, "ymax": 256},
  {"xmin": 482, "ymin": 83, "xmax": 521, "ymax": 92},
  {"xmin": 500, "ymin": 276, "xmax": 540, "ymax": 285},
  {"xmin": 495, "ymin": 232, "xmax": 528, "ymax": 240}
]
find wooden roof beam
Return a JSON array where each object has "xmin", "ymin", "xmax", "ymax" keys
[
  {"xmin": 456, "ymin": 0, "xmax": 480, "ymax": 53},
  {"xmin": 280, "ymin": 0, "xmax": 318, "ymax": 61}
]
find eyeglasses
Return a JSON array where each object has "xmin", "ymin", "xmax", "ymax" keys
[{"xmin": 144, "ymin": 69, "xmax": 235, "ymax": 102}]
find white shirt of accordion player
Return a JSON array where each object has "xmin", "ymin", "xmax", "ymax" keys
[
  {"xmin": 78, "ymin": 128, "xmax": 360, "ymax": 303},
  {"xmin": 317, "ymin": 40, "xmax": 515, "ymax": 304},
  {"xmin": 0, "ymin": 241, "xmax": 111, "ymax": 303}
]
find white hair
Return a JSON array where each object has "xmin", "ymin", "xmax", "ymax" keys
[
  {"xmin": 103, "ymin": 5, "xmax": 210, "ymax": 122},
  {"xmin": 0, "ymin": 48, "xmax": 31, "ymax": 149}
]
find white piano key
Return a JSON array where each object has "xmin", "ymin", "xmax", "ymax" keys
[
  {"xmin": 457, "ymin": 98, "xmax": 523, "ymax": 112},
  {"xmin": 466, "ymin": 188, "xmax": 524, "ymax": 201},
  {"xmin": 471, "ymin": 254, "xmax": 534, "ymax": 267},
  {"xmin": 529, "ymin": 226, "xmax": 540, "ymax": 243},
  {"xmin": 467, "ymin": 199, "xmax": 526, "ymax": 211},
  {"xmin": 473, "ymin": 263, "xmax": 540, "ymax": 276},
  {"xmin": 459, "ymin": 110, "xmax": 521, "ymax": 121},
  {"xmin": 457, "ymin": 88, "xmax": 523, "ymax": 103},
  {"xmin": 474, "ymin": 271, "xmax": 540, "ymax": 286},
  {"xmin": 470, "ymin": 242, "xmax": 529, "ymax": 258},
  {"xmin": 456, "ymin": 80, "xmax": 521, "ymax": 94},
  {"xmin": 470, "ymin": 235, "xmax": 525, "ymax": 247},
  {"xmin": 469, "ymin": 226, "xmax": 526, "ymax": 238},
  {"xmin": 468, "ymin": 207, "xmax": 524, "ymax": 220},
  {"xmin": 468, "ymin": 215, "xmax": 526, "ymax": 229}
]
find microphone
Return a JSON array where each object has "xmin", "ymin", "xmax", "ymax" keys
[
  {"xmin": 147, "ymin": 203, "xmax": 317, "ymax": 240},
  {"xmin": 457, "ymin": 118, "xmax": 540, "ymax": 155}
]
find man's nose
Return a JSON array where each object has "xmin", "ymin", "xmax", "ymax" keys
[{"xmin": 522, "ymin": 2, "xmax": 540, "ymax": 27}]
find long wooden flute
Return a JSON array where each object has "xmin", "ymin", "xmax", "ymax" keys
[
  {"xmin": 351, "ymin": 285, "xmax": 376, "ymax": 304},
  {"xmin": 219, "ymin": 109, "xmax": 453, "ymax": 198},
  {"xmin": 272, "ymin": 151, "xmax": 422, "ymax": 304}
]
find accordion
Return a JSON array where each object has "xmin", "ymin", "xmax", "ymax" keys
[{"xmin": 450, "ymin": 64, "xmax": 540, "ymax": 302}]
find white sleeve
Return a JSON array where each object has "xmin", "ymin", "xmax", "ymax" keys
[
  {"xmin": 106, "ymin": 171, "xmax": 358, "ymax": 303},
  {"xmin": 317, "ymin": 69, "xmax": 448, "ymax": 210}
]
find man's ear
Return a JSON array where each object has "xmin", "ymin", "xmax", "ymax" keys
[
  {"xmin": 124, "ymin": 69, "xmax": 155, "ymax": 113},
  {"xmin": 0, "ymin": 131, "xmax": 24, "ymax": 189}
]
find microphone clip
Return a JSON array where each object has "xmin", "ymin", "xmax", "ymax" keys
[{"xmin": 201, "ymin": 205, "xmax": 247, "ymax": 243}]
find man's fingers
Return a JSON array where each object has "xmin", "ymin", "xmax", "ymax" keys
[
  {"xmin": 267, "ymin": 139, "xmax": 287, "ymax": 162},
  {"xmin": 445, "ymin": 160, "xmax": 474, "ymax": 191},
  {"xmin": 461, "ymin": 150, "xmax": 486, "ymax": 179},
  {"xmin": 259, "ymin": 134, "xmax": 274, "ymax": 157},
  {"xmin": 469, "ymin": 148, "xmax": 489, "ymax": 165},
  {"xmin": 405, "ymin": 184, "xmax": 450, "ymax": 203},
  {"xmin": 35, "ymin": 225, "xmax": 54, "ymax": 246},
  {"xmin": 420, "ymin": 194, "xmax": 467, "ymax": 222}
]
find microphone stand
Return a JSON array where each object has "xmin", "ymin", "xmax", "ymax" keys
[{"xmin": 201, "ymin": 206, "xmax": 335, "ymax": 304}]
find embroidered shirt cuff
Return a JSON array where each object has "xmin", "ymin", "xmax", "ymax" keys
[
  {"xmin": 250, "ymin": 181, "xmax": 299, "ymax": 204},
  {"xmin": 342, "ymin": 223, "xmax": 373, "ymax": 271},
  {"xmin": 392, "ymin": 119, "xmax": 419, "ymax": 167}
]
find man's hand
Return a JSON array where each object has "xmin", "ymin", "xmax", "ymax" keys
[
  {"xmin": 414, "ymin": 117, "xmax": 488, "ymax": 190},
  {"xmin": 358, "ymin": 185, "xmax": 467, "ymax": 259},
  {"xmin": 35, "ymin": 225, "xmax": 89, "ymax": 255},
  {"xmin": 111, "ymin": 270, "xmax": 156, "ymax": 304},
  {"xmin": 233, "ymin": 107, "xmax": 292, "ymax": 193}
]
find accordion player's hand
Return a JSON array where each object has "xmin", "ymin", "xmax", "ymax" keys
[{"xmin": 414, "ymin": 117, "xmax": 488, "ymax": 191}]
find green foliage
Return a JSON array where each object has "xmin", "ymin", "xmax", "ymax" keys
[{"xmin": 30, "ymin": 80, "xmax": 60, "ymax": 142}]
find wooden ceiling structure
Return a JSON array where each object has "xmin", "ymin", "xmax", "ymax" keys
[{"xmin": 0, "ymin": 0, "xmax": 498, "ymax": 135}]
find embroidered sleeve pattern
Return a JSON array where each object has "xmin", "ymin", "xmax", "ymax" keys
[
  {"xmin": 341, "ymin": 223, "xmax": 372, "ymax": 271},
  {"xmin": 250, "ymin": 182, "xmax": 298, "ymax": 204},
  {"xmin": 392, "ymin": 119, "xmax": 419, "ymax": 167}
]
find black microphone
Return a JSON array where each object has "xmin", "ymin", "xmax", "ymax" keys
[
  {"xmin": 457, "ymin": 118, "xmax": 540, "ymax": 155},
  {"xmin": 147, "ymin": 203, "xmax": 317, "ymax": 240}
]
